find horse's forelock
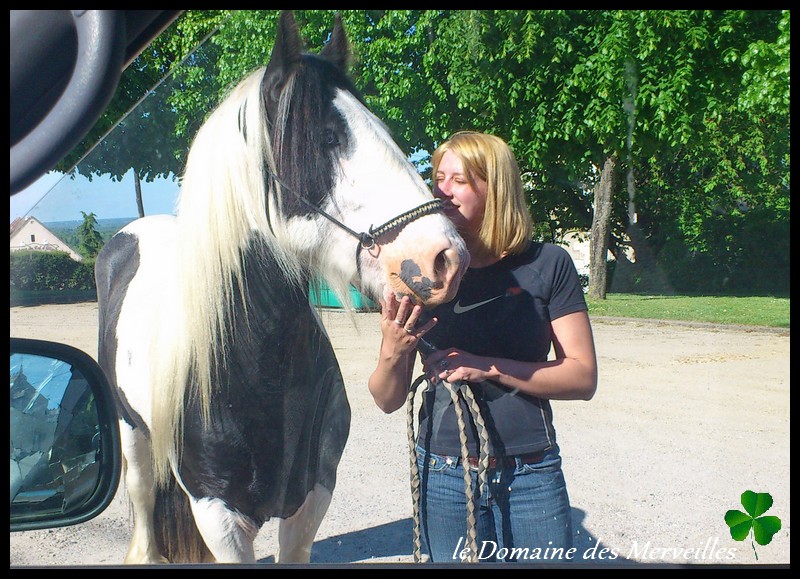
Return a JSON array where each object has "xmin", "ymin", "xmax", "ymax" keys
[{"xmin": 265, "ymin": 54, "xmax": 354, "ymax": 220}]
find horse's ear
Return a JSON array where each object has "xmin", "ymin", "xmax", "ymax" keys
[
  {"xmin": 320, "ymin": 13, "xmax": 350, "ymax": 71},
  {"xmin": 264, "ymin": 11, "xmax": 304, "ymax": 98}
]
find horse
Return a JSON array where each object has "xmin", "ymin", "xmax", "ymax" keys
[{"xmin": 94, "ymin": 11, "xmax": 468, "ymax": 564}]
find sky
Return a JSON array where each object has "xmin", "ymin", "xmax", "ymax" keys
[
  {"xmin": 10, "ymin": 170, "xmax": 180, "ymax": 223},
  {"xmin": 9, "ymin": 10, "xmax": 432, "ymax": 227},
  {"xmin": 12, "ymin": 153, "xmax": 430, "ymax": 224}
]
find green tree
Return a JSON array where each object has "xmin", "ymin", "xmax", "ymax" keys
[
  {"xmin": 54, "ymin": 10, "xmax": 789, "ymax": 295},
  {"xmin": 76, "ymin": 211, "xmax": 104, "ymax": 259},
  {"xmin": 340, "ymin": 10, "xmax": 788, "ymax": 297},
  {"xmin": 52, "ymin": 11, "xmax": 225, "ymax": 217}
]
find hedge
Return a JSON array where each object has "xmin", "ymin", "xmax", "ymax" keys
[{"xmin": 9, "ymin": 250, "xmax": 96, "ymax": 292}]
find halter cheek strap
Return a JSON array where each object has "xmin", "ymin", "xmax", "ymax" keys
[
  {"xmin": 268, "ymin": 171, "xmax": 445, "ymax": 249},
  {"xmin": 269, "ymin": 172, "xmax": 445, "ymax": 283}
]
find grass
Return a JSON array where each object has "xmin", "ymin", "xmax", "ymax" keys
[{"xmin": 586, "ymin": 294, "xmax": 790, "ymax": 329}]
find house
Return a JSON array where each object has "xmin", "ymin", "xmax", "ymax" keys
[
  {"xmin": 558, "ymin": 229, "xmax": 636, "ymax": 290},
  {"xmin": 560, "ymin": 230, "xmax": 591, "ymax": 279},
  {"xmin": 9, "ymin": 216, "xmax": 82, "ymax": 261}
]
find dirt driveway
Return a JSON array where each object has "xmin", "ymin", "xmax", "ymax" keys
[{"xmin": 10, "ymin": 303, "xmax": 790, "ymax": 567}]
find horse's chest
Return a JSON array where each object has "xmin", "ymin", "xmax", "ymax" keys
[{"xmin": 178, "ymin": 316, "xmax": 349, "ymax": 521}]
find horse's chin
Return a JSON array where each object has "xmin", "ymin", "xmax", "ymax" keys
[{"xmin": 386, "ymin": 276, "xmax": 457, "ymax": 310}]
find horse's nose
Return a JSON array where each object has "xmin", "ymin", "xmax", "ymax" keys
[
  {"xmin": 384, "ymin": 235, "xmax": 467, "ymax": 307},
  {"xmin": 434, "ymin": 242, "xmax": 469, "ymax": 303},
  {"xmin": 401, "ymin": 234, "xmax": 468, "ymax": 307}
]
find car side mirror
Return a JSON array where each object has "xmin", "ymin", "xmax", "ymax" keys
[{"xmin": 10, "ymin": 338, "xmax": 121, "ymax": 531}]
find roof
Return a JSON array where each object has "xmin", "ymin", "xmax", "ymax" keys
[{"xmin": 9, "ymin": 215, "xmax": 82, "ymax": 261}]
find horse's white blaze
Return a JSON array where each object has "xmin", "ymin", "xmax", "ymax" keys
[{"xmin": 306, "ymin": 89, "xmax": 467, "ymax": 304}]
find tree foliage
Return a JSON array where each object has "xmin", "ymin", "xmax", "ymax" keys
[
  {"xmin": 75, "ymin": 211, "xmax": 104, "ymax": 259},
  {"xmin": 59, "ymin": 10, "xmax": 789, "ymax": 295}
]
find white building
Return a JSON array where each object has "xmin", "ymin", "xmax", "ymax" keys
[{"xmin": 9, "ymin": 216, "xmax": 82, "ymax": 261}]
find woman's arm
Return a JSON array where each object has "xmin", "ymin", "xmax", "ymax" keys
[
  {"xmin": 367, "ymin": 335, "xmax": 416, "ymax": 413},
  {"xmin": 367, "ymin": 294, "xmax": 437, "ymax": 413},
  {"xmin": 424, "ymin": 310, "xmax": 598, "ymax": 401}
]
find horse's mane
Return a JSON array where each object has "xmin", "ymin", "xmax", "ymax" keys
[{"xmin": 150, "ymin": 66, "xmax": 311, "ymax": 485}]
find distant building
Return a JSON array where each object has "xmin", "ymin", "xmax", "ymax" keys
[
  {"xmin": 561, "ymin": 230, "xmax": 591, "ymax": 279},
  {"xmin": 559, "ymin": 229, "xmax": 635, "ymax": 278},
  {"xmin": 9, "ymin": 216, "xmax": 82, "ymax": 261}
]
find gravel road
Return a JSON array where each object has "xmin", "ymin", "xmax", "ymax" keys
[{"xmin": 10, "ymin": 302, "xmax": 790, "ymax": 568}]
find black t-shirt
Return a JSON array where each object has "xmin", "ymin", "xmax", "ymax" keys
[{"xmin": 416, "ymin": 241, "xmax": 587, "ymax": 456}]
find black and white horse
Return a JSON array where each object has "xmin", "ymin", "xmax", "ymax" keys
[{"xmin": 95, "ymin": 11, "xmax": 468, "ymax": 564}]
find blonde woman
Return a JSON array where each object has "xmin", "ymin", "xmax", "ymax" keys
[{"xmin": 368, "ymin": 131, "xmax": 597, "ymax": 563}]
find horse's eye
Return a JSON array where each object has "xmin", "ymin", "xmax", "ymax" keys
[{"xmin": 324, "ymin": 129, "xmax": 340, "ymax": 147}]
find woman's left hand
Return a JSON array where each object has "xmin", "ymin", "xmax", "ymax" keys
[{"xmin": 380, "ymin": 292, "xmax": 437, "ymax": 354}]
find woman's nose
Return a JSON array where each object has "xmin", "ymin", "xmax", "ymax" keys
[{"xmin": 434, "ymin": 183, "xmax": 450, "ymax": 198}]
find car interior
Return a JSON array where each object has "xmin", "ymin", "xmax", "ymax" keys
[{"xmin": 10, "ymin": 9, "xmax": 184, "ymax": 531}]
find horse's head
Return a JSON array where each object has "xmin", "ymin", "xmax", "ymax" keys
[{"xmin": 260, "ymin": 11, "xmax": 468, "ymax": 308}]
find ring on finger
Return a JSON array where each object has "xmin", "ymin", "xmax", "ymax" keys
[
  {"xmin": 394, "ymin": 319, "xmax": 403, "ymax": 326},
  {"xmin": 405, "ymin": 326, "xmax": 415, "ymax": 334}
]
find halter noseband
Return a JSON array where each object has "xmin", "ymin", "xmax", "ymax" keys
[
  {"xmin": 268, "ymin": 172, "xmax": 446, "ymax": 283},
  {"xmin": 300, "ymin": 196, "xmax": 445, "ymax": 250}
]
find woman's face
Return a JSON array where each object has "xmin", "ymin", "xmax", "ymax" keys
[{"xmin": 433, "ymin": 149, "xmax": 487, "ymax": 237}]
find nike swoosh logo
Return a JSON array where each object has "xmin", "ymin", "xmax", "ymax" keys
[{"xmin": 453, "ymin": 295, "xmax": 504, "ymax": 314}]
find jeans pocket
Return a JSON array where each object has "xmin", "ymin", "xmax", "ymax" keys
[
  {"xmin": 416, "ymin": 446, "xmax": 459, "ymax": 473},
  {"xmin": 515, "ymin": 449, "xmax": 562, "ymax": 476}
]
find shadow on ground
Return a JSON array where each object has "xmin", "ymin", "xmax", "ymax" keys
[{"xmin": 258, "ymin": 508, "xmax": 640, "ymax": 566}]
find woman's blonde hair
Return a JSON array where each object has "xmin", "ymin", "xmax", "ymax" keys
[{"xmin": 431, "ymin": 131, "xmax": 533, "ymax": 260}]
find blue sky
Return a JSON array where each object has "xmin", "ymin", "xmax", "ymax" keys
[
  {"xmin": 12, "ymin": 154, "xmax": 431, "ymax": 224},
  {"xmin": 10, "ymin": 170, "xmax": 180, "ymax": 223}
]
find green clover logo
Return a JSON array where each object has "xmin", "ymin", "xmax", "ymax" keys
[{"xmin": 724, "ymin": 490, "xmax": 782, "ymax": 560}]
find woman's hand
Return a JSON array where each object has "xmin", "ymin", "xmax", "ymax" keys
[
  {"xmin": 369, "ymin": 291, "xmax": 438, "ymax": 413},
  {"xmin": 420, "ymin": 311, "xmax": 598, "ymax": 400},
  {"xmin": 380, "ymin": 292, "xmax": 437, "ymax": 356},
  {"xmin": 423, "ymin": 348, "xmax": 493, "ymax": 385}
]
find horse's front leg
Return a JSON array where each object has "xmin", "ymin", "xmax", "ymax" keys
[
  {"xmin": 277, "ymin": 483, "xmax": 333, "ymax": 563},
  {"xmin": 120, "ymin": 422, "xmax": 168, "ymax": 564},
  {"xmin": 189, "ymin": 497, "xmax": 259, "ymax": 563}
]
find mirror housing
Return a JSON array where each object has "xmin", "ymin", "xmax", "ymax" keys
[{"xmin": 10, "ymin": 338, "xmax": 121, "ymax": 531}]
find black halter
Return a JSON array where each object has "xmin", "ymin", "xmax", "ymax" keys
[
  {"xmin": 268, "ymin": 172, "xmax": 445, "ymax": 284},
  {"xmin": 269, "ymin": 171, "xmax": 444, "ymax": 249},
  {"xmin": 298, "ymin": 196, "xmax": 445, "ymax": 250}
]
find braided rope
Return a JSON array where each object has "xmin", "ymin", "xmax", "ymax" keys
[
  {"xmin": 445, "ymin": 381, "xmax": 479, "ymax": 563},
  {"xmin": 406, "ymin": 375, "xmax": 428, "ymax": 563},
  {"xmin": 368, "ymin": 199, "xmax": 444, "ymax": 243},
  {"xmin": 460, "ymin": 383, "xmax": 491, "ymax": 500},
  {"xmin": 406, "ymin": 376, "xmax": 492, "ymax": 564}
]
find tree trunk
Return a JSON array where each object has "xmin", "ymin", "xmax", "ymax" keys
[
  {"xmin": 134, "ymin": 170, "xmax": 145, "ymax": 218},
  {"xmin": 588, "ymin": 155, "xmax": 615, "ymax": 300}
]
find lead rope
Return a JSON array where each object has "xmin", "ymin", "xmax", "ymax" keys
[{"xmin": 407, "ymin": 375, "xmax": 492, "ymax": 563}]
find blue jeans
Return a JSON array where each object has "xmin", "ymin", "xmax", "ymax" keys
[{"xmin": 415, "ymin": 444, "xmax": 573, "ymax": 563}]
